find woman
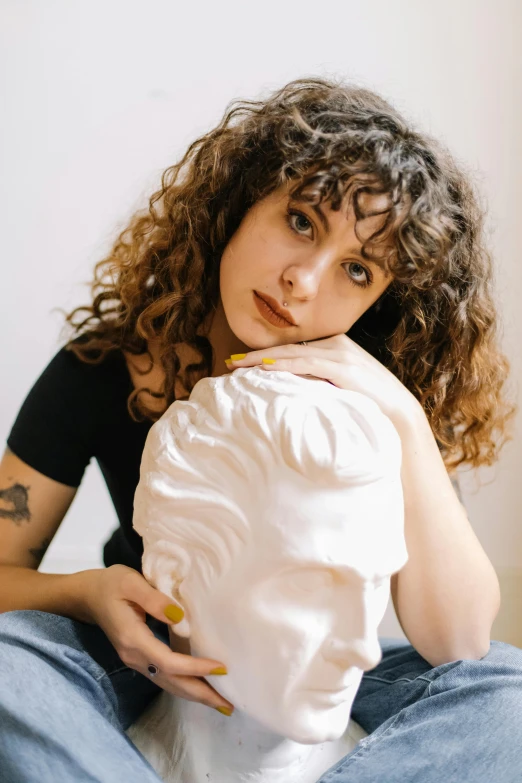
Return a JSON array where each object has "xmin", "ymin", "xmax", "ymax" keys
[{"xmin": 0, "ymin": 77, "xmax": 520, "ymax": 782}]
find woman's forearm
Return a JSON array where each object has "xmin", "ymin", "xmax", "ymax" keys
[
  {"xmin": 0, "ymin": 565, "xmax": 103, "ymax": 624},
  {"xmin": 391, "ymin": 405, "xmax": 501, "ymax": 667}
]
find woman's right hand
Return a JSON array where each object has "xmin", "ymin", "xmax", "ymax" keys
[{"xmin": 84, "ymin": 564, "xmax": 234, "ymax": 714}]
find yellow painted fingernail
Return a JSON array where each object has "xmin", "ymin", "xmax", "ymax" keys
[
  {"xmin": 262, "ymin": 358, "xmax": 276, "ymax": 364},
  {"xmin": 210, "ymin": 666, "xmax": 227, "ymax": 675},
  {"xmin": 230, "ymin": 353, "xmax": 247, "ymax": 361},
  {"xmin": 224, "ymin": 359, "xmax": 232, "ymax": 366},
  {"xmin": 216, "ymin": 706, "xmax": 234, "ymax": 716},
  {"xmin": 164, "ymin": 604, "xmax": 184, "ymax": 624}
]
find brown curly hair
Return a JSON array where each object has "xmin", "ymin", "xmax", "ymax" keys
[{"xmin": 63, "ymin": 76, "xmax": 516, "ymax": 471}]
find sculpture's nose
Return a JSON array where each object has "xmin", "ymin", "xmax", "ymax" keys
[
  {"xmin": 323, "ymin": 594, "xmax": 383, "ymax": 672},
  {"xmin": 324, "ymin": 636, "xmax": 382, "ymax": 672}
]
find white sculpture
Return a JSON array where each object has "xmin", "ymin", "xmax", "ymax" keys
[{"xmin": 128, "ymin": 367, "xmax": 408, "ymax": 783}]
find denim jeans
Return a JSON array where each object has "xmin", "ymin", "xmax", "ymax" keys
[{"xmin": 0, "ymin": 610, "xmax": 521, "ymax": 782}]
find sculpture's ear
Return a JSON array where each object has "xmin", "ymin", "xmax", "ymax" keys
[{"xmin": 142, "ymin": 555, "xmax": 193, "ymax": 638}]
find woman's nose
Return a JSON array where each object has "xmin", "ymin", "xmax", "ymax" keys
[{"xmin": 283, "ymin": 255, "xmax": 330, "ymax": 298}]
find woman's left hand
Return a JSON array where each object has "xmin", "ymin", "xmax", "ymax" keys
[{"xmin": 226, "ymin": 333, "xmax": 422, "ymax": 428}]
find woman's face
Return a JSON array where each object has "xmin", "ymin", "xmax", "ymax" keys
[{"xmin": 219, "ymin": 182, "xmax": 393, "ymax": 350}]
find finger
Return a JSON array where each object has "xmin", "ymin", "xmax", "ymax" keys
[
  {"xmin": 259, "ymin": 356, "xmax": 347, "ymax": 387},
  {"xmin": 228, "ymin": 342, "xmax": 347, "ymax": 368},
  {"xmin": 121, "ymin": 569, "xmax": 187, "ymax": 628},
  {"xmin": 156, "ymin": 673, "xmax": 234, "ymax": 712},
  {"xmin": 226, "ymin": 343, "xmax": 308, "ymax": 366},
  {"xmin": 117, "ymin": 608, "xmax": 227, "ymax": 677}
]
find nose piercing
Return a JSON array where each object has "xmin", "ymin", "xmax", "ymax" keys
[{"xmin": 283, "ymin": 301, "xmax": 288, "ymax": 307}]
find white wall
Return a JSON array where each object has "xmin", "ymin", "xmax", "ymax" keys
[{"xmin": 1, "ymin": 0, "xmax": 520, "ymax": 644}]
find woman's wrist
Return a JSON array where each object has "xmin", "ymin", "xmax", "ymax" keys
[
  {"xmin": 62, "ymin": 568, "xmax": 106, "ymax": 625},
  {"xmin": 388, "ymin": 396, "xmax": 428, "ymax": 439}
]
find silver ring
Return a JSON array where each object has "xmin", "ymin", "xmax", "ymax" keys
[{"xmin": 147, "ymin": 664, "xmax": 159, "ymax": 678}]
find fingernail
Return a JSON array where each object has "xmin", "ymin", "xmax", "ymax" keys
[
  {"xmin": 230, "ymin": 353, "xmax": 247, "ymax": 361},
  {"xmin": 216, "ymin": 706, "xmax": 234, "ymax": 716},
  {"xmin": 164, "ymin": 604, "xmax": 184, "ymax": 624},
  {"xmin": 262, "ymin": 358, "xmax": 276, "ymax": 364},
  {"xmin": 210, "ymin": 666, "xmax": 227, "ymax": 675},
  {"xmin": 224, "ymin": 359, "xmax": 232, "ymax": 366}
]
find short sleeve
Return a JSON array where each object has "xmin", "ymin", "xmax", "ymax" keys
[{"xmin": 7, "ymin": 346, "xmax": 99, "ymax": 487}]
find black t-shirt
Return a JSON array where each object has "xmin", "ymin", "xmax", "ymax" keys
[{"xmin": 7, "ymin": 345, "xmax": 153, "ymax": 572}]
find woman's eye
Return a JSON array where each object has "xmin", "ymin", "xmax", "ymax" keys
[
  {"xmin": 344, "ymin": 262, "xmax": 372, "ymax": 288},
  {"xmin": 287, "ymin": 210, "xmax": 313, "ymax": 237},
  {"xmin": 286, "ymin": 210, "xmax": 372, "ymax": 289}
]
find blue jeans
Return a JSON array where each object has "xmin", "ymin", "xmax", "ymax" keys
[{"xmin": 0, "ymin": 610, "xmax": 521, "ymax": 782}]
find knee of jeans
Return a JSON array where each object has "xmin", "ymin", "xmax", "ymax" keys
[
  {"xmin": 448, "ymin": 639, "xmax": 522, "ymax": 683},
  {"xmin": 481, "ymin": 639, "xmax": 522, "ymax": 669},
  {"xmin": 0, "ymin": 609, "xmax": 98, "ymax": 678},
  {"xmin": 0, "ymin": 612, "xmax": 68, "ymax": 685},
  {"xmin": 0, "ymin": 609, "xmax": 76, "ymax": 646},
  {"xmin": 0, "ymin": 610, "xmax": 112, "ymax": 692}
]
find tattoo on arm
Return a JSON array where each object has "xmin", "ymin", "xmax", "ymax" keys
[
  {"xmin": 0, "ymin": 482, "xmax": 31, "ymax": 525},
  {"xmin": 29, "ymin": 537, "xmax": 52, "ymax": 566}
]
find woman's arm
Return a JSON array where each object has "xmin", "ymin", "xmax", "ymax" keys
[
  {"xmin": 390, "ymin": 405, "xmax": 501, "ymax": 667},
  {"xmin": 0, "ymin": 446, "xmax": 97, "ymax": 621},
  {"xmin": 0, "ymin": 564, "xmax": 98, "ymax": 622}
]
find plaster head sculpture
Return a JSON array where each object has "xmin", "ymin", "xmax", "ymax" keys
[{"xmin": 133, "ymin": 366, "xmax": 408, "ymax": 746}]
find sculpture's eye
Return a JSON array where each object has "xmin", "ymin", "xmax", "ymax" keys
[{"xmin": 287, "ymin": 569, "xmax": 334, "ymax": 593}]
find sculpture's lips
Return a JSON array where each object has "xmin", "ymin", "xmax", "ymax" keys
[
  {"xmin": 306, "ymin": 687, "xmax": 357, "ymax": 707},
  {"xmin": 305, "ymin": 673, "xmax": 361, "ymax": 706},
  {"xmin": 253, "ymin": 291, "xmax": 297, "ymax": 328}
]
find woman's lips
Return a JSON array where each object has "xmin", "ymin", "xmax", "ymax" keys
[{"xmin": 253, "ymin": 291, "xmax": 297, "ymax": 329}]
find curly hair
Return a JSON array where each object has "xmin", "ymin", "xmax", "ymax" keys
[{"xmin": 63, "ymin": 76, "xmax": 516, "ymax": 471}]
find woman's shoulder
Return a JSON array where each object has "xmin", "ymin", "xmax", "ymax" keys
[
  {"xmin": 18, "ymin": 338, "xmax": 131, "ymax": 411},
  {"xmin": 6, "ymin": 338, "xmax": 129, "ymax": 487}
]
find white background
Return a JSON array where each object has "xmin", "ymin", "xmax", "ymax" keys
[{"xmin": 1, "ymin": 0, "xmax": 520, "ymax": 643}]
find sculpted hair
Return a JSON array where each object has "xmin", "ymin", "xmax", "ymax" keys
[
  {"xmin": 135, "ymin": 368, "xmax": 402, "ymax": 595},
  {"xmin": 63, "ymin": 76, "xmax": 515, "ymax": 471}
]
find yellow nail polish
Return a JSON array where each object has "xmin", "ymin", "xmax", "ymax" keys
[
  {"xmin": 216, "ymin": 706, "xmax": 234, "ymax": 716},
  {"xmin": 210, "ymin": 666, "xmax": 227, "ymax": 675},
  {"xmin": 163, "ymin": 604, "xmax": 184, "ymax": 624},
  {"xmin": 262, "ymin": 358, "xmax": 276, "ymax": 364},
  {"xmin": 230, "ymin": 353, "xmax": 247, "ymax": 361},
  {"xmin": 224, "ymin": 359, "xmax": 232, "ymax": 366}
]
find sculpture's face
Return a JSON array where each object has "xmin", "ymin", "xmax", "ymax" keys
[{"xmin": 184, "ymin": 474, "xmax": 408, "ymax": 744}]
